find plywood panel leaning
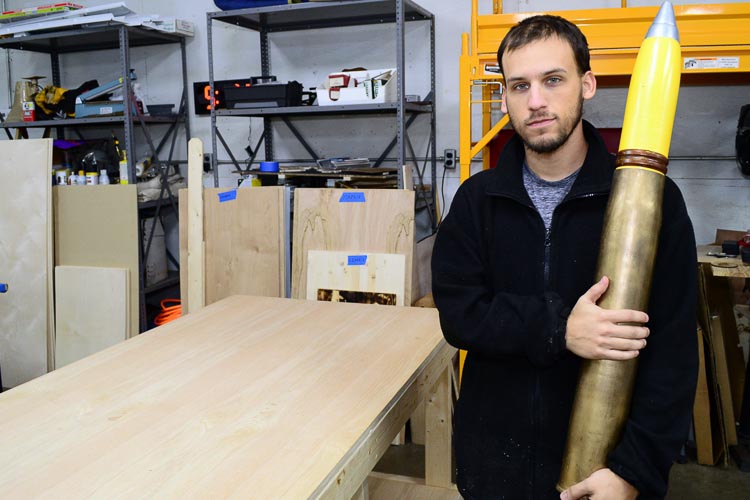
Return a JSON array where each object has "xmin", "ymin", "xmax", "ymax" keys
[
  {"xmin": 54, "ymin": 185, "xmax": 139, "ymax": 338},
  {"xmin": 307, "ymin": 251, "xmax": 406, "ymax": 306},
  {"xmin": 292, "ymin": 188, "xmax": 415, "ymax": 304},
  {"xmin": 54, "ymin": 266, "xmax": 129, "ymax": 368},
  {"xmin": 186, "ymin": 138, "xmax": 205, "ymax": 314},
  {"xmin": 0, "ymin": 138, "xmax": 53, "ymax": 387},
  {"xmin": 179, "ymin": 187, "xmax": 286, "ymax": 309}
]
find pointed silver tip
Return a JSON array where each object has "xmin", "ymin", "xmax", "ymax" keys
[{"xmin": 646, "ymin": 1, "xmax": 680, "ymax": 42}]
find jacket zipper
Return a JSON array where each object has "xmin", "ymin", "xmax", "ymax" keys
[
  {"xmin": 531, "ymin": 227, "xmax": 552, "ymax": 500},
  {"xmin": 543, "ymin": 227, "xmax": 552, "ymax": 286},
  {"xmin": 489, "ymin": 189, "xmax": 607, "ymax": 498}
]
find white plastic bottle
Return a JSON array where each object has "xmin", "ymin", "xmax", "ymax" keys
[
  {"xmin": 69, "ymin": 172, "xmax": 78, "ymax": 185},
  {"xmin": 100, "ymin": 169, "xmax": 110, "ymax": 185},
  {"xmin": 77, "ymin": 170, "xmax": 86, "ymax": 185}
]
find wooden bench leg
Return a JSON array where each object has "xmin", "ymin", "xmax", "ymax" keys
[{"xmin": 425, "ymin": 365, "xmax": 452, "ymax": 488}]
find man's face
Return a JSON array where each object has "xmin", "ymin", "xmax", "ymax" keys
[{"xmin": 500, "ymin": 36, "xmax": 595, "ymax": 154}]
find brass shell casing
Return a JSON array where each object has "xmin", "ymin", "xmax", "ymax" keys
[{"xmin": 558, "ymin": 151, "xmax": 667, "ymax": 491}]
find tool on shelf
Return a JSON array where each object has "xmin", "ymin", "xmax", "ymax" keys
[{"xmin": 75, "ymin": 69, "xmax": 138, "ymax": 118}]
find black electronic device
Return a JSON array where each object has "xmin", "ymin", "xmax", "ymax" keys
[
  {"xmin": 722, "ymin": 239, "xmax": 740, "ymax": 256},
  {"xmin": 192, "ymin": 78, "xmax": 254, "ymax": 115},
  {"xmin": 736, "ymin": 103, "xmax": 750, "ymax": 176},
  {"xmin": 224, "ymin": 80, "xmax": 303, "ymax": 109}
]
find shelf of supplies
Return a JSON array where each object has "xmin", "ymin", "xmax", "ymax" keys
[
  {"xmin": 216, "ymin": 102, "xmax": 432, "ymax": 117},
  {"xmin": 209, "ymin": 0, "xmax": 432, "ymax": 32},
  {"xmin": 143, "ymin": 270, "xmax": 180, "ymax": 295},
  {"xmin": 1, "ymin": 115, "xmax": 185, "ymax": 129},
  {"xmin": 0, "ymin": 25, "xmax": 185, "ymax": 53}
]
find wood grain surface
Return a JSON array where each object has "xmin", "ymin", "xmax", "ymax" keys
[
  {"xmin": 292, "ymin": 188, "xmax": 415, "ymax": 304},
  {"xmin": 0, "ymin": 138, "xmax": 53, "ymax": 386},
  {"xmin": 0, "ymin": 296, "xmax": 451, "ymax": 498},
  {"xmin": 54, "ymin": 265, "xmax": 129, "ymax": 368}
]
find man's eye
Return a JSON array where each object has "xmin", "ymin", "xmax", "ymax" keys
[
  {"xmin": 513, "ymin": 83, "xmax": 529, "ymax": 91},
  {"xmin": 547, "ymin": 77, "xmax": 562, "ymax": 84}
]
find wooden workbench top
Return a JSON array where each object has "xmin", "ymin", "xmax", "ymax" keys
[
  {"xmin": 0, "ymin": 296, "xmax": 452, "ymax": 498},
  {"xmin": 697, "ymin": 245, "xmax": 750, "ymax": 279}
]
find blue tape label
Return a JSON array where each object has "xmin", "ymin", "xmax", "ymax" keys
[
  {"xmin": 347, "ymin": 255, "xmax": 368, "ymax": 266},
  {"xmin": 218, "ymin": 189, "xmax": 238, "ymax": 203},
  {"xmin": 339, "ymin": 192, "xmax": 366, "ymax": 203}
]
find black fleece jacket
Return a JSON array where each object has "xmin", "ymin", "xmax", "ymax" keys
[{"xmin": 432, "ymin": 121, "xmax": 698, "ymax": 499}]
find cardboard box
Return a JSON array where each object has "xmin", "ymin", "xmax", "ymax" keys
[{"xmin": 316, "ymin": 68, "xmax": 396, "ymax": 106}]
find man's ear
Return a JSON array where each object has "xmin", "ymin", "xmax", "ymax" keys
[
  {"xmin": 501, "ymin": 92, "xmax": 508, "ymax": 114},
  {"xmin": 582, "ymin": 70, "xmax": 597, "ymax": 100}
]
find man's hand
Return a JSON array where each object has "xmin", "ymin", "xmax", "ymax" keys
[
  {"xmin": 566, "ymin": 276, "xmax": 650, "ymax": 361},
  {"xmin": 560, "ymin": 468, "xmax": 638, "ymax": 500}
]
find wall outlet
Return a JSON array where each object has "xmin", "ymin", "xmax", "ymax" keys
[
  {"xmin": 444, "ymin": 148, "xmax": 457, "ymax": 169},
  {"xmin": 203, "ymin": 153, "xmax": 212, "ymax": 173}
]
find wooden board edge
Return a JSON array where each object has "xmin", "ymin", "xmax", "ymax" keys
[{"xmin": 45, "ymin": 139, "xmax": 55, "ymax": 372}]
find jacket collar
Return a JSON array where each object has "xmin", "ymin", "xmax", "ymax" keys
[{"xmin": 485, "ymin": 120, "xmax": 614, "ymax": 201}]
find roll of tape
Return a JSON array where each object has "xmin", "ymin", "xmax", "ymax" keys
[{"xmin": 259, "ymin": 161, "xmax": 280, "ymax": 173}]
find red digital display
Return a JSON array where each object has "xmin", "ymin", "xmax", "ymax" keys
[{"xmin": 192, "ymin": 79, "xmax": 253, "ymax": 115}]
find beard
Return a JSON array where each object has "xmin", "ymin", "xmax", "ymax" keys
[{"xmin": 507, "ymin": 95, "xmax": 584, "ymax": 154}]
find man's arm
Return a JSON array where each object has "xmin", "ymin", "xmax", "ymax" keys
[
  {"xmin": 431, "ymin": 184, "xmax": 570, "ymax": 367},
  {"xmin": 432, "ymin": 184, "xmax": 648, "ymax": 367}
]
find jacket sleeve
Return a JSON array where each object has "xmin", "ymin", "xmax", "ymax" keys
[
  {"xmin": 607, "ymin": 185, "xmax": 699, "ymax": 499},
  {"xmin": 431, "ymin": 181, "xmax": 569, "ymax": 368}
]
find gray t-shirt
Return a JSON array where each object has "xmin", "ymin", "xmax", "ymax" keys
[{"xmin": 522, "ymin": 162, "xmax": 580, "ymax": 230}]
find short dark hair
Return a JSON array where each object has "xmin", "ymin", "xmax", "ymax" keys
[{"xmin": 497, "ymin": 15, "xmax": 591, "ymax": 76}]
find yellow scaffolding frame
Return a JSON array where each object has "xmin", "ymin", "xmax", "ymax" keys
[{"xmin": 460, "ymin": 1, "xmax": 750, "ymax": 182}]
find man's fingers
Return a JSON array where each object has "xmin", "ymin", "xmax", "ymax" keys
[
  {"xmin": 581, "ymin": 276, "xmax": 609, "ymax": 304},
  {"xmin": 601, "ymin": 336, "xmax": 648, "ymax": 352},
  {"xmin": 601, "ymin": 308, "xmax": 649, "ymax": 326},
  {"xmin": 561, "ymin": 479, "xmax": 591, "ymax": 500},
  {"xmin": 608, "ymin": 324, "xmax": 650, "ymax": 341}
]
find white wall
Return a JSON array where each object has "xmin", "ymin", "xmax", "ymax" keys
[{"xmin": 1, "ymin": 0, "xmax": 748, "ymax": 245}]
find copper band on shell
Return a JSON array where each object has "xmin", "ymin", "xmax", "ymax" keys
[{"xmin": 615, "ymin": 149, "xmax": 668, "ymax": 175}]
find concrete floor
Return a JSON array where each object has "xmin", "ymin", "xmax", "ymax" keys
[{"xmin": 375, "ymin": 443, "xmax": 750, "ymax": 499}]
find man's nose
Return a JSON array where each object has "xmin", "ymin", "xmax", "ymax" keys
[{"xmin": 527, "ymin": 84, "xmax": 547, "ymax": 110}]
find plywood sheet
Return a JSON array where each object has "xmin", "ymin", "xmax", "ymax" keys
[
  {"xmin": 0, "ymin": 296, "xmax": 453, "ymax": 498},
  {"xmin": 292, "ymin": 188, "xmax": 415, "ymax": 304},
  {"xmin": 306, "ymin": 250, "xmax": 406, "ymax": 306},
  {"xmin": 54, "ymin": 185, "xmax": 139, "ymax": 338},
  {"xmin": 54, "ymin": 266, "xmax": 129, "ymax": 368},
  {"xmin": 693, "ymin": 327, "xmax": 724, "ymax": 465},
  {"xmin": 186, "ymin": 138, "xmax": 204, "ymax": 314},
  {"xmin": 179, "ymin": 187, "xmax": 285, "ymax": 310},
  {"xmin": 0, "ymin": 138, "xmax": 53, "ymax": 387}
]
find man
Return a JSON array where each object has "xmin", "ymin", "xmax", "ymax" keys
[{"xmin": 431, "ymin": 15, "xmax": 697, "ymax": 500}]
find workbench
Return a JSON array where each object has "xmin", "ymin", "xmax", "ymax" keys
[
  {"xmin": 695, "ymin": 245, "xmax": 749, "ymax": 465},
  {"xmin": 0, "ymin": 296, "xmax": 456, "ymax": 497}
]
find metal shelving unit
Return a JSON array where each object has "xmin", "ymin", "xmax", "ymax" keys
[
  {"xmin": 0, "ymin": 25, "xmax": 190, "ymax": 183},
  {"xmin": 0, "ymin": 24, "xmax": 191, "ymax": 331},
  {"xmin": 206, "ymin": 0, "xmax": 437, "ymax": 230}
]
